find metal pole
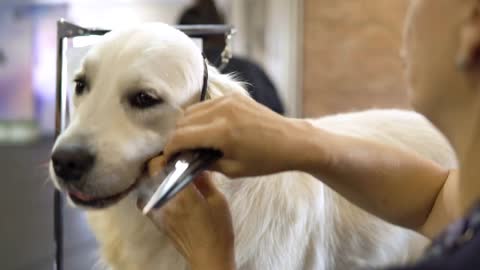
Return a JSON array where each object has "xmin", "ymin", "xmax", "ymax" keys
[{"xmin": 53, "ymin": 19, "xmax": 65, "ymax": 270}]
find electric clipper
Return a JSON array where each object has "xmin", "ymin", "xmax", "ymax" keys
[{"xmin": 140, "ymin": 149, "xmax": 222, "ymax": 214}]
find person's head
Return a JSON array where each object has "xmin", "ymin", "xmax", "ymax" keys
[
  {"xmin": 403, "ymin": 0, "xmax": 480, "ymax": 159},
  {"xmin": 178, "ymin": 0, "xmax": 224, "ymax": 25},
  {"xmin": 177, "ymin": 0, "xmax": 225, "ymax": 51}
]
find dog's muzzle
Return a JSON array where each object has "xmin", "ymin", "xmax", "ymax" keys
[{"xmin": 51, "ymin": 143, "xmax": 96, "ymax": 182}]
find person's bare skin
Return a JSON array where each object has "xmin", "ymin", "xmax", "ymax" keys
[
  {"xmin": 139, "ymin": 156, "xmax": 235, "ymax": 270},
  {"xmin": 143, "ymin": 95, "xmax": 451, "ymax": 270},
  {"xmin": 139, "ymin": 0, "xmax": 480, "ymax": 269},
  {"xmin": 163, "ymin": 94, "xmax": 450, "ymax": 232}
]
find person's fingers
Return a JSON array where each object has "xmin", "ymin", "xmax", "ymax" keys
[
  {"xmin": 175, "ymin": 182, "xmax": 204, "ymax": 205},
  {"xmin": 184, "ymin": 95, "xmax": 228, "ymax": 116},
  {"xmin": 146, "ymin": 207, "xmax": 166, "ymax": 230},
  {"xmin": 164, "ymin": 122, "xmax": 228, "ymax": 161},
  {"xmin": 160, "ymin": 182, "xmax": 204, "ymax": 216},
  {"xmin": 142, "ymin": 183, "xmax": 203, "ymax": 225},
  {"xmin": 136, "ymin": 197, "xmax": 166, "ymax": 230},
  {"xmin": 209, "ymin": 159, "xmax": 245, "ymax": 178},
  {"xmin": 193, "ymin": 172, "xmax": 221, "ymax": 198},
  {"xmin": 183, "ymin": 93, "xmax": 252, "ymax": 118},
  {"xmin": 136, "ymin": 182, "xmax": 203, "ymax": 219},
  {"xmin": 136, "ymin": 197, "xmax": 160, "ymax": 219},
  {"xmin": 148, "ymin": 155, "xmax": 167, "ymax": 176},
  {"xmin": 176, "ymin": 105, "xmax": 226, "ymax": 129},
  {"xmin": 181, "ymin": 95, "xmax": 267, "ymax": 131}
]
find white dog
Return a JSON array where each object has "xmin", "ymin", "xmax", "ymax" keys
[{"xmin": 50, "ymin": 23, "xmax": 456, "ymax": 270}]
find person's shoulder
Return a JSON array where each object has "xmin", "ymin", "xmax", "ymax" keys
[{"xmin": 418, "ymin": 169, "xmax": 460, "ymax": 238}]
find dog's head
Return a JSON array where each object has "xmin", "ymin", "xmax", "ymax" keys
[{"xmin": 49, "ymin": 23, "xmax": 244, "ymax": 209}]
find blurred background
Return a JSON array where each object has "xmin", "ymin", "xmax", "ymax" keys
[{"xmin": 0, "ymin": 0, "xmax": 410, "ymax": 269}]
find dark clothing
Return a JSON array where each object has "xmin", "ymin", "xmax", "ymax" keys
[
  {"xmin": 206, "ymin": 49, "xmax": 285, "ymax": 115},
  {"xmin": 221, "ymin": 57, "xmax": 285, "ymax": 115},
  {"xmin": 178, "ymin": 1, "xmax": 284, "ymax": 114},
  {"xmin": 387, "ymin": 203, "xmax": 480, "ymax": 270}
]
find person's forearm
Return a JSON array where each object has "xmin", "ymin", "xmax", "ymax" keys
[
  {"xmin": 289, "ymin": 121, "xmax": 449, "ymax": 231},
  {"xmin": 191, "ymin": 258, "xmax": 236, "ymax": 270},
  {"xmin": 192, "ymin": 265, "xmax": 235, "ymax": 270}
]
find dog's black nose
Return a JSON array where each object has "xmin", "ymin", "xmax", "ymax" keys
[{"xmin": 51, "ymin": 144, "xmax": 95, "ymax": 181}]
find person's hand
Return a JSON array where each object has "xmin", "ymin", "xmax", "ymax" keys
[
  {"xmin": 138, "ymin": 156, "xmax": 236, "ymax": 270},
  {"xmin": 164, "ymin": 94, "xmax": 316, "ymax": 178}
]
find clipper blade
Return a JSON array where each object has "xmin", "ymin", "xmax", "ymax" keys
[{"xmin": 139, "ymin": 149, "xmax": 222, "ymax": 215}]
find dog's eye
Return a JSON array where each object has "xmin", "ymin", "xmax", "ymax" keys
[
  {"xmin": 128, "ymin": 91, "xmax": 163, "ymax": 109},
  {"xmin": 74, "ymin": 78, "xmax": 87, "ymax": 96}
]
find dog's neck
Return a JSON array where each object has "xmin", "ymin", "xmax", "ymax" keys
[
  {"xmin": 85, "ymin": 175, "xmax": 230, "ymax": 270},
  {"xmin": 86, "ymin": 195, "xmax": 186, "ymax": 270}
]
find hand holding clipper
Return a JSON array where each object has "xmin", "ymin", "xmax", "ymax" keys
[{"xmin": 140, "ymin": 149, "xmax": 222, "ymax": 214}]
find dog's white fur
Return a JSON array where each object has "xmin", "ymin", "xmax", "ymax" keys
[{"xmin": 50, "ymin": 23, "xmax": 457, "ymax": 270}]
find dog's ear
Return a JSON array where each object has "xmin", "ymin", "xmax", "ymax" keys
[{"xmin": 205, "ymin": 65, "xmax": 250, "ymax": 99}]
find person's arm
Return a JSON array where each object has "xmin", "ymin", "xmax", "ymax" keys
[
  {"xmin": 295, "ymin": 125, "xmax": 450, "ymax": 233},
  {"xmin": 164, "ymin": 94, "xmax": 450, "ymax": 236}
]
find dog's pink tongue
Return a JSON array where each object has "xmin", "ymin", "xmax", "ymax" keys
[{"xmin": 71, "ymin": 191, "xmax": 94, "ymax": 201}]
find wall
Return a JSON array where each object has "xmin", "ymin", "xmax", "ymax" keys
[
  {"xmin": 302, "ymin": 1, "xmax": 410, "ymax": 117},
  {"xmin": 228, "ymin": 0, "xmax": 303, "ymax": 116}
]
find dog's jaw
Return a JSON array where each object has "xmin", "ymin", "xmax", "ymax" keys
[
  {"xmin": 67, "ymin": 177, "xmax": 140, "ymax": 209},
  {"xmin": 54, "ymin": 150, "xmax": 164, "ymax": 210}
]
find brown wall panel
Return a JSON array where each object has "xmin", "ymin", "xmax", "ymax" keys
[{"xmin": 303, "ymin": 1, "xmax": 410, "ymax": 117}]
